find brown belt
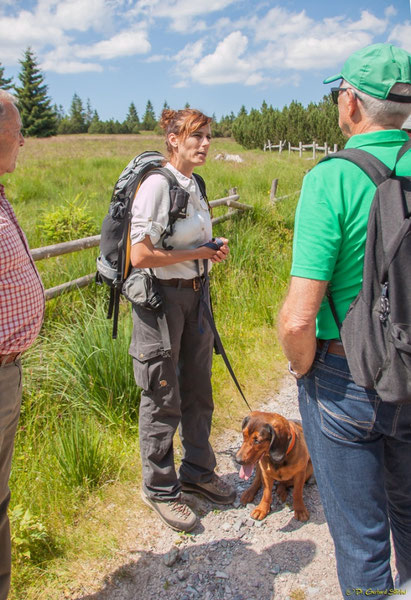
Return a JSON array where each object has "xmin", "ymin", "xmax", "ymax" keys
[
  {"xmin": 157, "ymin": 277, "xmax": 202, "ymax": 291},
  {"xmin": 0, "ymin": 352, "xmax": 22, "ymax": 366},
  {"xmin": 317, "ymin": 339, "xmax": 346, "ymax": 357}
]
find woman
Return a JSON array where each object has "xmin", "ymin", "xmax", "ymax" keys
[{"xmin": 129, "ymin": 108, "xmax": 235, "ymax": 532}]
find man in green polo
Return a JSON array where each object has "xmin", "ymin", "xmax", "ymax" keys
[{"xmin": 279, "ymin": 44, "xmax": 411, "ymax": 599}]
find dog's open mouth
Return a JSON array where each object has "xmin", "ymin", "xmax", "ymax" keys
[{"xmin": 239, "ymin": 463, "xmax": 255, "ymax": 480}]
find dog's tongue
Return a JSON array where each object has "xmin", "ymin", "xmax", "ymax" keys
[{"xmin": 239, "ymin": 463, "xmax": 255, "ymax": 480}]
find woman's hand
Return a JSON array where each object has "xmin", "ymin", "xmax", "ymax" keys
[
  {"xmin": 210, "ymin": 238, "xmax": 229, "ymax": 263},
  {"xmin": 195, "ymin": 238, "xmax": 230, "ymax": 263}
]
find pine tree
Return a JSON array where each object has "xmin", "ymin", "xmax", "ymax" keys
[
  {"xmin": 125, "ymin": 102, "xmax": 140, "ymax": 133},
  {"xmin": 0, "ymin": 61, "xmax": 13, "ymax": 90},
  {"xmin": 142, "ymin": 100, "xmax": 157, "ymax": 130},
  {"xmin": 68, "ymin": 93, "xmax": 87, "ymax": 133},
  {"xmin": 85, "ymin": 98, "xmax": 94, "ymax": 129},
  {"xmin": 15, "ymin": 48, "xmax": 56, "ymax": 137},
  {"xmin": 53, "ymin": 104, "xmax": 65, "ymax": 124}
]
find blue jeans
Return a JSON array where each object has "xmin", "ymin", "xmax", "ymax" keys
[{"xmin": 298, "ymin": 344, "xmax": 411, "ymax": 600}]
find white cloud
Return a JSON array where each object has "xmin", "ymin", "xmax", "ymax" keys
[
  {"xmin": 132, "ymin": 0, "xmax": 238, "ymax": 32},
  {"xmin": 40, "ymin": 44, "xmax": 103, "ymax": 73},
  {"xmin": 135, "ymin": 0, "xmax": 238, "ymax": 18},
  {"xmin": 265, "ymin": 31, "xmax": 373, "ymax": 72},
  {"xmin": 349, "ymin": 10, "xmax": 387, "ymax": 34},
  {"xmin": 389, "ymin": 23, "xmax": 411, "ymax": 52},
  {"xmin": 385, "ymin": 5, "xmax": 397, "ymax": 18},
  {"xmin": 248, "ymin": 9, "xmax": 385, "ymax": 73},
  {"xmin": 41, "ymin": 58, "xmax": 103, "ymax": 74},
  {"xmin": 146, "ymin": 54, "xmax": 171, "ymax": 63},
  {"xmin": 49, "ymin": 0, "xmax": 112, "ymax": 32},
  {"xmin": 253, "ymin": 7, "xmax": 313, "ymax": 42},
  {"xmin": 76, "ymin": 28, "xmax": 151, "ymax": 60},
  {"xmin": 0, "ymin": 1, "xmax": 404, "ymax": 84},
  {"xmin": 0, "ymin": 0, "xmax": 150, "ymax": 72},
  {"xmin": 191, "ymin": 31, "xmax": 262, "ymax": 85},
  {"xmin": 177, "ymin": 7, "xmax": 390, "ymax": 86},
  {"xmin": 173, "ymin": 39, "xmax": 206, "ymax": 86}
]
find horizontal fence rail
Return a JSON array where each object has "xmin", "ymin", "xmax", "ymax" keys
[
  {"xmin": 33, "ymin": 193, "xmax": 252, "ymax": 301},
  {"xmin": 264, "ymin": 140, "xmax": 338, "ymax": 159},
  {"xmin": 31, "ymin": 235, "xmax": 101, "ymax": 261}
]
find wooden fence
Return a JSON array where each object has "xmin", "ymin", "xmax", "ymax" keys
[
  {"xmin": 264, "ymin": 140, "xmax": 338, "ymax": 158},
  {"xmin": 32, "ymin": 190, "xmax": 252, "ymax": 301}
]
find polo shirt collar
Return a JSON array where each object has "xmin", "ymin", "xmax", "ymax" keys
[
  {"xmin": 345, "ymin": 129, "xmax": 409, "ymax": 149},
  {"xmin": 166, "ymin": 162, "xmax": 194, "ymax": 190}
]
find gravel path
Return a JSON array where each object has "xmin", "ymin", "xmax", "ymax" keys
[{"xmin": 74, "ymin": 376, "xmax": 340, "ymax": 600}]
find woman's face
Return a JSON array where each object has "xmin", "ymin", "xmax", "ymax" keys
[{"xmin": 170, "ymin": 124, "xmax": 211, "ymax": 171}]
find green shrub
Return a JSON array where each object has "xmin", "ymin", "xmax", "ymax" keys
[
  {"xmin": 53, "ymin": 414, "xmax": 115, "ymax": 491},
  {"xmin": 10, "ymin": 505, "xmax": 49, "ymax": 561},
  {"xmin": 37, "ymin": 194, "xmax": 97, "ymax": 243}
]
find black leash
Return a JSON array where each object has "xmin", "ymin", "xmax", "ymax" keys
[{"xmin": 197, "ymin": 247, "xmax": 251, "ymax": 411}]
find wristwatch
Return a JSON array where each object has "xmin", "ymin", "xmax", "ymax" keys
[{"xmin": 288, "ymin": 361, "xmax": 305, "ymax": 380}]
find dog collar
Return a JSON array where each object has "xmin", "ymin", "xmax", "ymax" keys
[{"xmin": 286, "ymin": 424, "xmax": 296, "ymax": 455}]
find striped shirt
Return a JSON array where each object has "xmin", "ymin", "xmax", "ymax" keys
[{"xmin": 0, "ymin": 184, "xmax": 44, "ymax": 353}]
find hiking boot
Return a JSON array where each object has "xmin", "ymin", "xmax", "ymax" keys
[
  {"xmin": 180, "ymin": 473, "xmax": 236, "ymax": 505},
  {"xmin": 140, "ymin": 489, "xmax": 197, "ymax": 532}
]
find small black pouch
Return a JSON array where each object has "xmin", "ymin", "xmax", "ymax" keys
[{"xmin": 122, "ymin": 269, "xmax": 163, "ymax": 310}]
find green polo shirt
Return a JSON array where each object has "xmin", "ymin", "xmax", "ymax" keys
[{"xmin": 291, "ymin": 129, "xmax": 411, "ymax": 340}]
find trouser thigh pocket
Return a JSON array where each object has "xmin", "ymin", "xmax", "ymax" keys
[{"xmin": 129, "ymin": 306, "xmax": 168, "ymax": 391}]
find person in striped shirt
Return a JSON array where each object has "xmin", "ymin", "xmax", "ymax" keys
[{"xmin": 0, "ymin": 90, "xmax": 44, "ymax": 600}]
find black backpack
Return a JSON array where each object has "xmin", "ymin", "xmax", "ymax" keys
[
  {"xmin": 96, "ymin": 150, "xmax": 207, "ymax": 338},
  {"xmin": 323, "ymin": 140, "xmax": 411, "ymax": 404}
]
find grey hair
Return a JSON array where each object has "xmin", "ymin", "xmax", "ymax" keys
[
  {"xmin": 0, "ymin": 90, "xmax": 18, "ymax": 125},
  {"xmin": 342, "ymin": 80, "xmax": 411, "ymax": 127}
]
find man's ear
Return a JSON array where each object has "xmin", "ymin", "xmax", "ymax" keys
[{"xmin": 346, "ymin": 88, "xmax": 360, "ymax": 118}]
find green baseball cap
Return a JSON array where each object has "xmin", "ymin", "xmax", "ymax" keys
[{"xmin": 323, "ymin": 43, "xmax": 411, "ymax": 102}]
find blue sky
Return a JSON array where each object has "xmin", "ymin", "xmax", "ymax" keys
[{"xmin": 0, "ymin": 0, "xmax": 410, "ymax": 122}]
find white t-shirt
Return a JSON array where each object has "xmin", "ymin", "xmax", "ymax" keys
[{"xmin": 130, "ymin": 163, "xmax": 212, "ymax": 279}]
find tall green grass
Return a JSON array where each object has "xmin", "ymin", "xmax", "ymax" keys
[{"xmin": 4, "ymin": 134, "xmax": 313, "ymax": 599}]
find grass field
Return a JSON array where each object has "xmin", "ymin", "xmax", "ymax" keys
[{"xmin": 2, "ymin": 133, "xmax": 315, "ymax": 599}]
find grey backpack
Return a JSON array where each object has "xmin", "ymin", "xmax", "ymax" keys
[{"xmin": 323, "ymin": 140, "xmax": 411, "ymax": 404}]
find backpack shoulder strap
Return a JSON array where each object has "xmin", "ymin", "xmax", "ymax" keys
[
  {"xmin": 394, "ymin": 139, "xmax": 411, "ymax": 169},
  {"xmin": 193, "ymin": 172, "xmax": 207, "ymax": 199},
  {"xmin": 142, "ymin": 166, "xmax": 179, "ymax": 188},
  {"xmin": 319, "ymin": 148, "xmax": 391, "ymax": 187}
]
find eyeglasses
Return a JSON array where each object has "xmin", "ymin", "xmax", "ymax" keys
[{"xmin": 330, "ymin": 87, "xmax": 351, "ymax": 104}]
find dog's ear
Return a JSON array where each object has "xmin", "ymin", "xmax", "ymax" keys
[
  {"xmin": 241, "ymin": 415, "xmax": 250, "ymax": 431},
  {"xmin": 269, "ymin": 425, "xmax": 290, "ymax": 464}
]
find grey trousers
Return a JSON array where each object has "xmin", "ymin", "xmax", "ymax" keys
[
  {"xmin": 130, "ymin": 285, "xmax": 216, "ymax": 501},
  {"xmin": 0, "ymin": 359, "xmax": 22, "ymax": 600}
]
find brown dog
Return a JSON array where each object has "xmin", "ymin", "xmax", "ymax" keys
[{"xmin": 236, "ymin": 411, "xmax": 313, "ymax": 521}]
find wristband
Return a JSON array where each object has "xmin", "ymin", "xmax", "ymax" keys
[{"xmin": 288, "ymin": 361, "xmax": 305, "ymax": 380}]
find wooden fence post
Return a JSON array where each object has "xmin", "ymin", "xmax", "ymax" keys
[
  {"xmin": 299, "ymin": 141, "xmax": 302, "ymax": 158},
  {"xmin": 270, "ymin": 179, "xmax": 278, "ymax": 203},
  {"xmin": 313, "ymin": 142, "xmax": 316, "ymax": 160},
  {"xmin": 324, "ymin": 142, "xmax": 328, "ymax": 156},
  {"xmin": 228, "ymin": 187, "xmax": 237, "ymax": 214}
]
